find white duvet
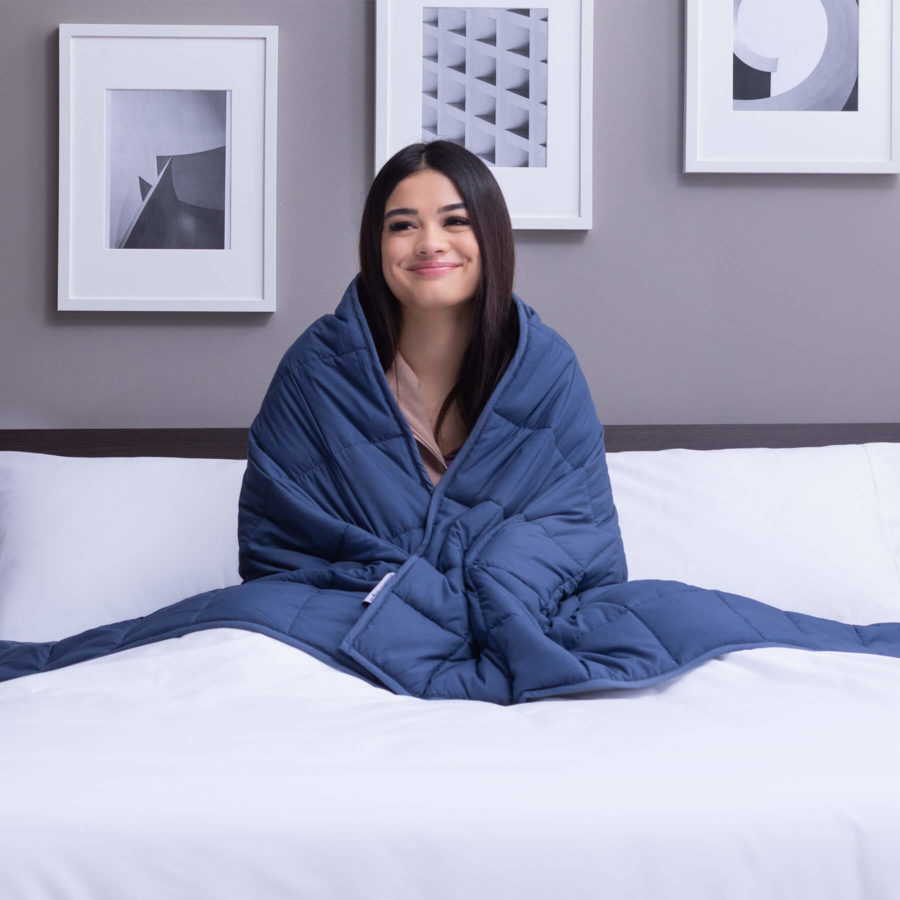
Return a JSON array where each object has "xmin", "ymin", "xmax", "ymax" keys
[
  {"xmin": 2, "ymin": 629, "xmax": 899, "ymax": 900},
  {"xmin": 2, "ymin": 443, "xmax": 900, "ymax": 898}
]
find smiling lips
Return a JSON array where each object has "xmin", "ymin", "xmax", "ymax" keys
[{"xmin": 408, "ymin": 261, "xmax": 461, "ymax": 276}]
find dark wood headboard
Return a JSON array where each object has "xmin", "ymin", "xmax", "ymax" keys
[
  {"xmin": 1, "ymin": 424, "xmax": 899, "ymax": 457},
  {"xmin": 0, "ymin": 429, "xmax": 251, "ymax": 459},
  {"xmin": 604, "ymin": 423, "xmax": 900, "ymax": 452}
]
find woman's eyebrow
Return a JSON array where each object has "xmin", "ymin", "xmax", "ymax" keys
[
  {"xmin": 384, "ymin": 207, "xmax": 416, "ymax": 219},
  {"xmin": 383, "ymin": 202, "xmax": 468, "ymax": 220}
]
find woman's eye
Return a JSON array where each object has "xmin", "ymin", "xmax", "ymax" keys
[
  {"xmin": 444, "ymin": 216, "xmax": 471, "ymax": 227},
  {"xmin": 386, "ymin": 220, "xmax": 415, "ymax": 233}
]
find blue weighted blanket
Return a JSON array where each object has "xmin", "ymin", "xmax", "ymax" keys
[{"xmin": 3, "ymin": 279, "xmax": 900, "ymax": 702}]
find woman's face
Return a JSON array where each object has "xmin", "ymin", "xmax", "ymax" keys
[{"xmin": 381, "ymin": 169, "xmax": 482, "ymax": 314}]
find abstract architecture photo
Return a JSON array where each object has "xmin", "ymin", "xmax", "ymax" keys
[
  {"xmin": 107, "ymin": 90, "xmax": 231, "ymax": 249},
  {"xmin": 733, "ymin": 0, "xmax": 858, "ymax": 111},
  {"xmin": 422, "ymin": 7, "xmax": 548, "ymax": 167}
]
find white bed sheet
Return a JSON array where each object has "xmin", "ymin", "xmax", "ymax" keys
[{"xmin": 2, "ymin": 630, "xmax": 899, "ymax": 900}]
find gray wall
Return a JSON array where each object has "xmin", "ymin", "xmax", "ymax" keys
[{"xmin": 1, "ymin": 0, "xmax": 898, "ymax": 428}]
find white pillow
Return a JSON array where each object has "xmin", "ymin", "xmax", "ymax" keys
[
  {"xmin": 0, "ymin": 452, "xmax": 245, "ymax": 642},
  {"xmin": 607, "ymin": 443, "xmax": 900, "ymax": 624},
  {"xmin": 3, "ymin": 444, "xmax": 898, "ymax": 644}
]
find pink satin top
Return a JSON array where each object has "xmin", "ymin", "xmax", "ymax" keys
[{"xmin": 385, "ymin": 353, "xmax": 460, "ymax": 485}]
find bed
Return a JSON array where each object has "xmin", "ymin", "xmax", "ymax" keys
[{"xmin": 1, "ymin": 425, "xmax": 899, "ymax": 900}]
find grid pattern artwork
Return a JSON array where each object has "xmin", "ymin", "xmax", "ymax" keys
[{"xmin": 422, "ymin": 7, "xmax": 548, "ymax": 167}]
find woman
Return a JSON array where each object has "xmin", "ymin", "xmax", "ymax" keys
[
  {"xmin": 356, "ymin": 140, "xmax": 518, "ymax": 484},
  {"xmin": 234, "ymin": 141, "xmax": 900, "ymax": 702},
  {"xmin": 2, "ymin": 143, "xmax": 899, "ymax": 700}
]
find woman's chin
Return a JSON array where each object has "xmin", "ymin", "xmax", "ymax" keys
[{"xmin": 396, "ymin": 290, "xmax": 474, "ymax": 314}]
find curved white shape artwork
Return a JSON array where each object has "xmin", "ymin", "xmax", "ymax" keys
[
  {"xmin": 733, "ymin": 0, "xmax": 780, "ymax": 75},
  {"xmin": 733, "ymin": 0, "xmax": 857, "ymax": 111}
]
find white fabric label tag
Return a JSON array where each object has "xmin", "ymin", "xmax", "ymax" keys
[{"xmin": 362, "ymin": 572, "xmax": 396, "ymax": 605}]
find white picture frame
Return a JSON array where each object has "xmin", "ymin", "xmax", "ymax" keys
[
  {"xmin": 685, "ymin": 0, "xmax": 900, "ymax": 174},
  {"xmin": 58, "ymin": 24, "xmax": 278, "ymax": 312},
  {"xmin": 376, "ymin": 0, "xmax": 593, "ymax": 229}
]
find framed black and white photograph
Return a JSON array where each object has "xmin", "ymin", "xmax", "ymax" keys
[
  {"xmin": 685, "ymin": 0, "xmax": 899, "ymax": 173},
  {"xmin": 59, "ymin": 25, "xmax": 278, "ymax": 311},
  {"xmin": 376, "ymin": 0, "xmax": 593, "ymax": 228}
]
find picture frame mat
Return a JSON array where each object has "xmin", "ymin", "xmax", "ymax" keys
[
  {"xmin": 376, "ymin": 0, "xmax": 592, "ymax": 228},
  {"xmin": 59, "ymin": 24, "xmax": 278, "ymax": 311},
  {"xmin": 685, "ymin": 0, "xmax": 899, "ymax": 173}
]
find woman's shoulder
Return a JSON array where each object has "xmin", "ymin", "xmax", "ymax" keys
[
  {"xmin": 502, "ymin": 296, "xmax": 604, "ymax": 462},
  {"xmin": 275, "ymin": 279, "xmax": 370, "ymax": 377},
  {"xmin": 514, "ymin": 294, "xmax": 582, "ymax": 376}
]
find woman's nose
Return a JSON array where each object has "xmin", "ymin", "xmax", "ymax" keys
[{"xmin": 415, "ymin": 222, "xmax": 448, "ymax": 255}]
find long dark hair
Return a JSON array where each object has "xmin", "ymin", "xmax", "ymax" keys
[{"xmin": 358, "ymin": 141, "xmax": 518, "ymax": 442}]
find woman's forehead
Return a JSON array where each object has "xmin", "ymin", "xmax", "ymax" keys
[{"xmin": 385, "ymin": 169, "xmax": 465, "ymax": 212}]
